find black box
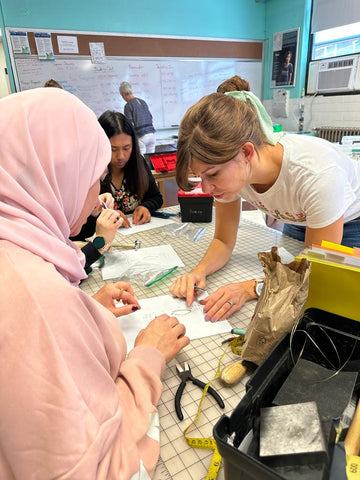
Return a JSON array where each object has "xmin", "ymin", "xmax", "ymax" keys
[
  {"xmin": 178, "ymin": 185, "xmax": 213, "ymax": 223},
  {"xmin": 213, "ymin": 308, "xmax": 360, "ymax": 480}
]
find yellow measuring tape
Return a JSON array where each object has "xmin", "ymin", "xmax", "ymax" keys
[
  {"xmin": 229, "ymin": 335, "xmax": 245, "ymax": 356},
  {"xmin": 182, "ymin": 335, "xmax": 245, "ymax": 479},
  {"xmin": 347, "ymin": 455, "xmax": 360, "ymax": 479}
]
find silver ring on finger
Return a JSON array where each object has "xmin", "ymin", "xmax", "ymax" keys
[{"xmin": 227, "ymin": 300, "xmax": 234, "ymax": 307}]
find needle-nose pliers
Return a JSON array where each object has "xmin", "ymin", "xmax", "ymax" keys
[{"xmin": 175, "ymin": 362, "xmax": 225, "ymax": 421}]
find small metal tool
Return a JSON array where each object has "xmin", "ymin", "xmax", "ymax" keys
[
  {"xmin": 175, "ymin": 362, "xmax": 225, "ymax": 421},
  {"xmin": 112, "ymin": 239, "xmax": 141, "ymax": 250}
]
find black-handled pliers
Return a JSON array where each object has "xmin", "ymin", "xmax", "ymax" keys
[{"xmin": 175, "ymin": 362, "xmax": 225, "ymax": 421}]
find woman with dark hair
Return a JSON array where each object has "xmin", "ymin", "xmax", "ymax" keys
[{"xmin": 99, "ymin": 110, "xmax": 163, "ymax": 226}]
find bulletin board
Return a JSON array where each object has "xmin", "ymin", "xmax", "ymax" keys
[{"xmin": 7, "ymin": 29, "xmax": 263, "ymax": 129}]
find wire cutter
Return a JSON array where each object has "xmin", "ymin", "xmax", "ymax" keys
[{"xmin": 175, "ymin": 362, "xmax": 225, "ymax": 421}]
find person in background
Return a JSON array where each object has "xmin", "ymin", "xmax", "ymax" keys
[
  {"xmin": 217, "ymin": 74, "xmax": 250, "ymax": 93},
  {"xmin": 99, "ymin": 110, "xmax": 163, "ymax": 226},
  {"xmin": 170, "ymin": 90, "xmax": 360, "ymax": 321},
  {"xmin": 0, "ymin": 87, "xmax": 189, "ymax": 478},
  {"xmin": 44, "ymin": 78, "xmax": 63, "ymax": 88},
  {"xmin": 119, "ymin": 81, "xmax": 156, "ymax": 155}
]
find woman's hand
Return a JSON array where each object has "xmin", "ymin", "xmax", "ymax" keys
[
  {"xmin": 200, "ymin": 281, "xmax": 256, "ymax": 322},
  {"xmin": 95, "ymin": 209, "xmax": 124, "ymax": 244},
  {"xmin": 93, "ymin": 281, "xmax": 141, "ymax": 317},
  {"xmin": 170, "ymin": 270, "xmax": 207, "ymax": 307},
  {"xmin": 132, "ymin": 206, "xmax": 151, "ymax": 225},
  {"xmin": 135, "ymin": 314, "xmax": 190, "ymax": 363},
  {"xmin": 91, "ymin": 193, "xmax": 115, "ymax": 217},
  {"xmin": 99, "ymin": 192, "xmax": 115, "ymax": 210},
  {"xmin": 115, "ymin": 210, "xmax": 131, "ymax": 228}
]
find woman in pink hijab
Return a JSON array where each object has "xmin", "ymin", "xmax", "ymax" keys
[{"xmin": 0, "ymin": 88, "xmax": 189, "ymax": 479}]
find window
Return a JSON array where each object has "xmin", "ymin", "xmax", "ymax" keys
[{"xmin": 312, "ymin": 22, "xmax": 360, "ymax": 60}]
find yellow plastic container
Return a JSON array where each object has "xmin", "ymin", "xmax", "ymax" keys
[{"xmin": 295, "ymin": 254, "xmax": 360, "ymax": 322}]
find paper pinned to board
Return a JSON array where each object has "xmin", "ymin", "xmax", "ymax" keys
[
  {"xmin": 117, "ymin": 294, "xmax": 232, "ymax": 350},
  {"xmin": 118, "ymin": 215, "xmax": 175, "ymax": 236},
  {"xmin": 101, "ymin": 244, "xmax": 184, "ymax": 281}
]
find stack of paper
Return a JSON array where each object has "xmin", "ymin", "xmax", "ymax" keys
[{"xmin": 299, "ymin": 241, "xmax": 360, "ymax": 269}]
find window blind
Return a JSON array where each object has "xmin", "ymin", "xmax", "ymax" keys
[{"xmin": 311, "ymin": 0, "xmax": 360, "ymax": 33}]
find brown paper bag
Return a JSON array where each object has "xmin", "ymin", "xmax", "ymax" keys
[{"xmin": 241, "ymin": 246, "xmax": 311, "ymax": 367}]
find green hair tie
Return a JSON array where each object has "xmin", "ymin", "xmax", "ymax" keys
[{"xmin": 225, "ymin": 90, "xmax": 284, "ymax": 145}]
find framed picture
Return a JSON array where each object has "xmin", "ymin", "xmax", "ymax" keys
[{"xmin": 270, "ymin": 28, "xmax": 299, "ymax": 88}]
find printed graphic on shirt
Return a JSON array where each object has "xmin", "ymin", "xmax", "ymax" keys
[{"xmin": 252, "ymin": 201, "xmax": 306, "ymax": 223}]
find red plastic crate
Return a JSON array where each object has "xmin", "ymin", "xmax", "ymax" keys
[{"xmin": 150, "ymin": 152, "xmax": 177, "ymax": 172}]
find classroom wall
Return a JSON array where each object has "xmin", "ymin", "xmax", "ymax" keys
[
  {"xmin": 1, "ymin": 0, "xmax": 360, "ymax": 132},
  {"xmin": 0, "ymin": 0, "xmax": 265, "ymax": 39},
  {"xmin": 263, "ymin": 0, "xmax": 360, "ymax": 132},
  {"xmin": 263, "ymin": 94, "xmax": 360, "ymax": 133},
  {"xmin": 263, "ymin": 0, "xmax": 311, "ymax": 101},
  {"xmin": 0, "ymin": 0, "xmax": 312, "ymax": 101},
  {"xmin": 0, "ymin": 0, "xmax": 266, "ymax": 92}
]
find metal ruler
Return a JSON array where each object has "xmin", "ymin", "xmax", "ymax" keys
[{"xmin": 153, "ymin": 456, "xmax": 172, "ymax": 480}]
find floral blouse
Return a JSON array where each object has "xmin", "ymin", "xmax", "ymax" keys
[{"xmin": 110, "ymin": 179, "xmax": 140, "ymax": 213}]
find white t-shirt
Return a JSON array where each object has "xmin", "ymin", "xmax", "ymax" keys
[{"xmin": 217, "ymin": 134, "xmax": 360, "ymax": 228}]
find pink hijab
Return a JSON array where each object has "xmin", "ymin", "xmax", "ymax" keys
[{"xmin": 0, "ymin": 88, "xmax": 110, "ymax": 285}]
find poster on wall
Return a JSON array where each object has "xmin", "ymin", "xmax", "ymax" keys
[
  {"xmin": 89, "ymin": 42, "xmax": 106, "ymax": 64},
  {"xmin": 9, "ymin": 31, "xmax": 30, "ymax": 55},
  {"xmin": 57, "ymin": 36, "xmax": 79, "ymax": 54},
  {"xmin": 34, "ymin": 32, "xmax": 54, "ymax": 60},
  {"xmin": 271, "ymin": 28, "xmax": 299, "ymax": 88}
]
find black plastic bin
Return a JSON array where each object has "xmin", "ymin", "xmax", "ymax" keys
[
  {"xmin": 178, "ymin": 187, "xmax": 214, "ymax": 223},
  {"xmin": 213, "ymin": 308, "xmax": 360, "ymax": 480}
]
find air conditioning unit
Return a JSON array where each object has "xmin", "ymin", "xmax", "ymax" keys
[{"xmin": 307, "ymin": 54, "xmax": 360, "ymax": 94}]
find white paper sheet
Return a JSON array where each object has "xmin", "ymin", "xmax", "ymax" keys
[
  {"xmin": 118, "ymin": 215, "xmax": 175, "ymax": 236},
  {"xmin": 117, "ymin": 294, "xmax": 232, "ymax": 350},
  {"xmin": 101, "ymin": 244, "xmax": 184, "ymax": 281}
]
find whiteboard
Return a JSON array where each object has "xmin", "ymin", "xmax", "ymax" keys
[{"xmin": 13, "ymin": 56, "xmax": 262, "ymax": 129}]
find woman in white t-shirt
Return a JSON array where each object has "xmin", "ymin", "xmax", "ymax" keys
[{"xmin": 170, "ymin": 91, "xmax": 360, "ymax": 321}]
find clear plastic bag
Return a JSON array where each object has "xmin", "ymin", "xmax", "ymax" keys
[
  {"xmin": 120, "ymin": 261, "xmax": 176, "ymax": 286},
  {"xmin": 162, "ymin": 222, "xmax": 207, "ymax": 242}
]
